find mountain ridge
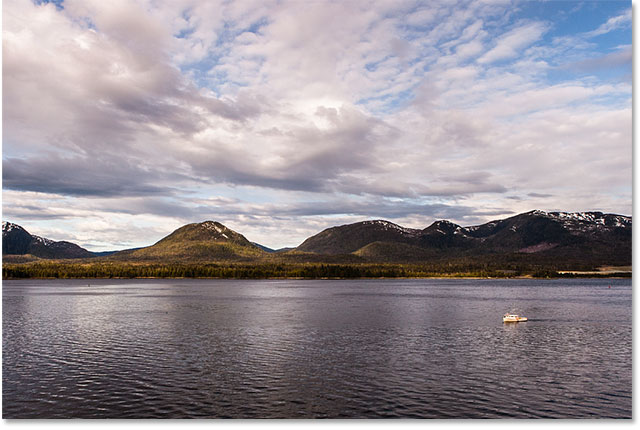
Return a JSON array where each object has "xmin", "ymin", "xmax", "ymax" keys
[
  {"xmin": 3, "ymin": 210, "xmax": 632, "ymax": 270},
  {"xmin": 293, "ymin": 210, "xmax": 631, "ymax": 265},
  {"xmin": 2, "ymin": 221, "xmax": 95, "ymax": 259}
]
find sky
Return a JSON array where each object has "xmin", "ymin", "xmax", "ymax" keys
[{"xmin": 2, "ymin": 0, "xmax": 633, "ymax": 251}]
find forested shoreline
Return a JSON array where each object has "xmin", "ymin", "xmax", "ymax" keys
[{"xmin": 2, "ymin": 261, "xmax": 630, "ymax": 280}]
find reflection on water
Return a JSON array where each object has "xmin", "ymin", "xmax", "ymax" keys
[{"xmin": 2, "ymin": 278, "xmax": 632, "ymax": 418}]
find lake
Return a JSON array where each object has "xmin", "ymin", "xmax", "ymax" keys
[{"xmin": 2, "ymin": 278, "xmax": 632, "ymax": 418}]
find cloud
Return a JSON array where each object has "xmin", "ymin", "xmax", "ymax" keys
[
  {"xmin": 181, "ymin": 105, "xmax": 404, "ymax": 194},
  {"xmin": 3, "ymin": 154, "xmax": 180, "ymax": 197},
  {"xmin": 1, "ymin": 187, "xmax": 497, "ymax": 249},
  {"xmin": 3, "ymin": 0, "xmax": 263, "ymax": 151},
  {"xmin": 2, "ymin": 0, "xmax": 632, "ymax": 250},
  {"xmin": 566, "ymin": 46, "xmax": 632, "ymax": 73},
  {"xmin": 585, "ymin": 9, "xmax": 631, "ymax": 37},
  {"xmin": 478, "ymin": 21, "xmax": 548, "ymax": 64}
]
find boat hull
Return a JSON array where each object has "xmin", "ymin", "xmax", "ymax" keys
[{"xmin": 503, "ymin": 316, "xmax": 528, "ymax": 323}]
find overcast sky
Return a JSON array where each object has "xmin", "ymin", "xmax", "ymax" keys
[{"xmin": 2, "ymin": 0, "xmax": 632, "ymax": 251}]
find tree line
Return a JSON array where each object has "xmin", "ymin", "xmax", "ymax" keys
[
  {"xmin": 3, "ymin": 261, "xmax": 530, "ymax": 279},
  {"xmin": 3, "ymin": 259, "xmax": 629, "ymax": 280}
]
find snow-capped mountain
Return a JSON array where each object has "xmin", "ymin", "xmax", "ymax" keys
[
  {"xmin": 295, "ymin": 210, "xmax": 631, "ymax": 265},
  {"xmin": 296, "ymin": 219, "xmax": 422, "ymax": 254},
  {"xmin": 2, "ymin": 221, "xmax": 95, "ymax": 259},
  {"xmin": 3, "ymin": 210, "xmax": 632, "ymax": 268}
]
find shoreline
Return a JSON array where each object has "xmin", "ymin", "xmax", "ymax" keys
[
  {"xmin": 3, "ymin": 260, "xmax": 631, "ymax": 281},
  {"xmin": 2, "ymin": 274, "xmax": 632, "ymax": 281}
]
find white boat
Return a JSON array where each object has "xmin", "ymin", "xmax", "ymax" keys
[{"xmin": 503, "ymin": 313, "xmax": 528, "ymax": 323}]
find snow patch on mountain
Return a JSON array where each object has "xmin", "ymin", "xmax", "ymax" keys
[
  {"xmin": 200, "ymin": 221, "xmax": 236, "ymax": 238},
  {"xmin": 2, "ymin": 221, "xmax": 19, "ymax": 234},
  {"xmin": 453, "ymin": 227, "xmax": 469, "ymax": 236},
  {"xmin": 544, "ymin": 211, "xmax": 631, "ymax": 233},
  {"xmin": 362, "ymin": 220, "xmax": 420, "ymax": 236},
  {"xmin": 550, "ymin": 212, "xmax": 604, "ymax": 223},
  {"xmin": 426, "ymin": 220, "xmax": 462, "ymax": 234},
  {"xmin": 201, "ymin": 221, "xmax": 222, "ymax": 233},
  {"xmin": 32, "ymin": 235, "xmax": 54, "ymax": 247}
]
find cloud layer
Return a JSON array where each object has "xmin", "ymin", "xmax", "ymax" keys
[{"xmin": 2, "ymin": 0, "xmax": 632, "ymax": 250}]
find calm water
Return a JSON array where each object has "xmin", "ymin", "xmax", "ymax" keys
[{"xmin": 2, "ymin": 278, "xmax": 632, "ymax": 419}]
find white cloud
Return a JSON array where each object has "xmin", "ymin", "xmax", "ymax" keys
[
  {"xmin": 586, "ymin": 9, "xmax": 632, "ymax": 37},
  {"xmin": 2, "ymin": 0, "xmax": 632, "ymax": 249},
  {"xmin": 455, "ymin": 38, "xmax": 486, "ymax": 60},
  {"xmin": 478, "ymin": 21, "xmax": 548, "ymax": 64}
]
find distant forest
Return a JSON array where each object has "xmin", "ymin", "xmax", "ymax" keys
[{"xmin": 2, "ymin": 260, "xmax": 630, "ymax": 280}]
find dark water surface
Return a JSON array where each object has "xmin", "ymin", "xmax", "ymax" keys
[{"xmin": 2, "ymin": 278, "xmax": 632, "ymax": 418}]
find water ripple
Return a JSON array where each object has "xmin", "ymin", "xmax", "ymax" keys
[{"xmin": 3, "ymin": 278, "xmax": 632, "ymax": 418}]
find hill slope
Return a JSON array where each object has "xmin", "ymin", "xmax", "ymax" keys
[
  {"xmin": 109, "ymin": 221, "xmax": 266, "ymax": 262},
  {"xmin": 296, "ymin": 220, "xmax": 420, "ymax": 254}
]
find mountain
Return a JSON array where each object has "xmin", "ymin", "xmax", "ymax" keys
[
  {"xmin": 295, "ymin": 211, "xmax": 632, "ymax": 266},
  {"xmin": 3, "ymin": 211, "xmax": 632, "ymax": 271},
  {"xmin": 296, "ymin": 220, "xmax": 421, "ymax": 254},
  {"xmin": 252, "ymin": 242, "xmax": 277, "ymax": 253},
  {"xmin": 295, "ymin": 218, "xmax": 472, "ymax": 256},
  {"xmin": 2, "ymin": 221, "xmax": 95, "ymax": 259},
  {"xmin": 109, "ymin": 221, "xmax": 266, "ymax": 261},
  {"xmin": 251, "ymin": 243, "xmax": 295, "ymax": 253},
  {"xmin": 92, "ymin": 248, "xmax": 143, "ymax": 257},
  {"xmin": 457, "ymin": 210, "xmax": 631, "ymax": 260}
]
